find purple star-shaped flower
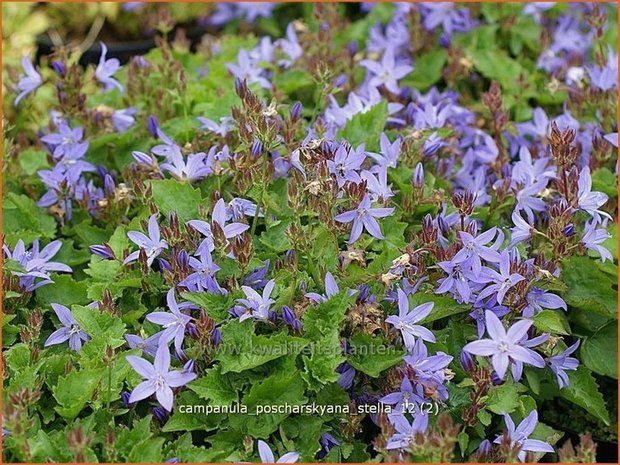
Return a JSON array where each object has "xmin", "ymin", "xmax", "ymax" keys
[
  {"xmin": 577, "ymin": 167, "xmax": 612, "ymax": 223},
  {"xmin": 581, "ymin": 220, "xmax": 613, "ymax": 263},
  {"xmin": 463, "ymin": 310, "xmax": 545, "ymax": 380},
  {"xmin": 161, "ymin": 150, "xmax": 210, "ymax": 183},
  {"xmin": 327, "ymin": 144, "xmax": 366, "ymax": 188},
  {"xmin": 124, "ymin": 214, "xmax": 169, "ymax": 267},
  {"xmin": 335, "ymin": 194, "xmax": 394, "ymax": 244},
  {"xmin": 146, "ymin": 289, "xmax": 194, "ymax": 354},
  {"xmin": 386, "ymin": 289, "xmax": 435, "ymax": 349},
  {"xmin": 476, "ymin": 251, "xmax": 525, "ymax": 305},
  {"xmin": 493, "ymin": 410, "xmax": 554, "ymax": 462},
  {"xmin": 305, "ymin": 271, "xmax": 340, "ymax": 303},
  {"xmin": 44, "ymin": 304, "xmax": 90, "ymax": 351},
  {"xmin": 549, "ymin": 341, "xmax": 580, "ymax": 389},
  {"xmin": 14, "ymin": 55, "xmax": 42, "ymax": 106},
  {"xmin": 452, "ymin": 228, "xmax": 503, "ymax": 276},
  {"xmin": 95, "ymin": 42, "xmax": 123, "ymax": 93},
  {"xmin": 126, "ymin": 343, "xmax": 196, "ymax": 412},
  {"xmin": 360, "ymin": 47, "xmax": 412, "ymax": 94},
  {"xmin": 236, "ymin": 279, "xmax": 276, "ymax": 321},
  {"xmin": 187, "ymin": 198, "xmax": 249, "ymax": 253}
]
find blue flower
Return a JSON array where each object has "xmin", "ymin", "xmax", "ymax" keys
[
  {"xmin": 44, "ymin": 304, "xmax": 90, "ymax": 351},
  {"xmin": 14, "ymin": 55, "xmax": 42, "ymax": 106},
  {"xmin": 95, "ymin": 43, "xmax": 123, "ymax": 93}
]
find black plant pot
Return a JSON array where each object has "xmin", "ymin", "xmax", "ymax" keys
[{"xmin": 35, "ymin": 26, "xmax": 207, "ymax": 67}]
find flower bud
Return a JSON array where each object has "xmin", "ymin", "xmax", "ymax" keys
[
  {"xmin": 152, "ymin": 406, "xmax": 169, "ymax": 423},
  {"xmin": 147, "ymin": 115, "xmax": 160, "ymax": 137},
  {"xmin": 290, "ymin": 101, "xmax": 302, "ymax": 121},
  {"xmin": 89, "ymin": 244, "xmax": 115, "ymax": 260},
  {"xmin": 477, "ymin": 439, "xmax": 492, "ymax": 458},
  {"xmin": 348, "ymin": 40, "xmax": 358, "ymax": 56},
  {"xmin": 251, "ymin": 139, "xmax": 263, "ymax": 159},
  {"xmin": 158, "ymin": 258, "xmax": 172, "ymax": 272},
  {"xmin": 121, "ymin": 391, "xmax": 133, "ymax": 408},
  {"xmin": 104, "ymin": 174, "xmax": 115, "ymax": 196},
  {"xmin": 132, "ymin": 150, "xmax": 155, "ymax": 166},
  {"xmin": 176, "ymin": 249, "xmax": 189, "ymax": 268},
  {"xmin": 51, "ymin": 60, "xmax": 66, "ymax": 77},
  {"xmin": 412, "ymin": 162, "xmax": 424, "ymax": 188},
  {"xmin": 211, "ymin": 328, "xmax": 222, "ymax": 347},
  {"xmin": 563, "ymin": 223, "xmax": 575, "ymax": 237},
  {"xmin": 460, "ymin": 351, "xmax": 475, "ymax": 373}
]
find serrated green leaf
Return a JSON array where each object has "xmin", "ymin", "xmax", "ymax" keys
[{"xmin": 581, "ymin": 322, "xmax": 618, "ymax": 379}]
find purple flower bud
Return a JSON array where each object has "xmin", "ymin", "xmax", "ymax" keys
[
  {"xmin": 563, "ymin": 224, "xmax": 575, "ymax": 237},
  {"xmin": 211, "ymin": 328, "xmax": 222, "ymax": 347},
  {"xmin": 234, "ymin": 78, "xmax": 247, "ymax": 98},
  {"xmin": 320, "ymin": 21, "xmax": 329, "ymax": 32},
  {"xmin": 147, "ymin": 115, "xmax": 160, "ymax": 137},
  {"xmin": 89, "ymin": 244, "xmax": 115, "ymax": 260},
  {"xmin": 290, "ymin": 101, "xmax": 302, "ymax": 121},
  {"xmin": 152, "ymin": 406, "xmax": 169, "ymax": 423},
  {"xmin": 183, "ymin": 359, "xmax": 195, "ymax": 373},
  {"xmin": 51, "ymin": 60, "xmax": 66, "ymax": 77},
  {"xmin": 251, "ymin": 139, "xmax": 263, "ymax": 159},
  {"xmin": 282, "ymin": 305, "xmax": 296, "ymax": 326},
  {"xmin": 347, "ymin": 40, "xmax": 358, "ymax": 56},
  {"xmin": 104, "ymin": 174, "xmax": 115, "ymax": 196},
  {"xmin": 491, "ymin": 371, "xmax": 503, "ymax": 385},
  {"xmin": 439, "ymin": 34, "xmax": 451, "ymax": 48},
  {"xmin": 333, "ymin": 74, "xmax": 347, "ymax": 88},
  {"xmin": 412, "ymin": 162, "xmax": 424, "ymax": 188},
  {"xmin": 187, "ymin": 322, "xmax": 199, "ymax": 338},
  {"xmin": 132, "ymin": 150, "xmax": 154, "ymax": 166},
  {"xmin": 317, "ymin": 432, "xmax": 340, "ymax": 459},
  {"xmin": 132, "ymin": 55, "xmax": 150, "ymax": 68},
  {"xmin": 176, "ymin": 249, "xmax": 189, "ymax": 268},
  {"xmin": 477, "ymin": 439, "xmax": 492, "ymax": 458},
  {"xmin": 268, "ymin": 310, "xmax": 278, "ymax": 323},
  {"xmin": 357, "ymin": 284, "xmax": 370, "ymax": 304},
  {"xmin": 158, "ymin": 258, "xmax": 172, "ymax": 272},
  {"xmin": 165, "ymin": 459, "xmax": 179, "ymax": 464},
  {"xmin": 175, "ymin": 347, "xmax": 188, "ymax": 364},
  {"xmin": 286, "ymin": 249, "xmax": 296, "ymax": 264},
  {"xmin": 121, "ymin": 391, "xmax": 133, "ymax": 408},
  {"xmin": 460, "ymin": 351, "xmax": 475, "ymax": 373}
]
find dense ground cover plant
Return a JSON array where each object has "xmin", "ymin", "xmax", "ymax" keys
[{"xmin": 2, "ymin": 2, "xmax": 618, "ymax": 463}]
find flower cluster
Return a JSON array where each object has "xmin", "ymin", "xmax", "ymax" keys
[{"xmin": 3, "ymin": 2, "xmax": 617, "ymax": 464}]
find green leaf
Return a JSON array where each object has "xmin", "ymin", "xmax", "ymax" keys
[
  {"xmin": 52, "ymin": 368, "xmax": 105, "ymax": 420},
  {"xmin": 409, "ymin": 293, "xmax": 471, "ymax": 324},
  {"xmin": 149, "ymin": 179, "xmax": 201, "ymax": 222},
  {"xmin": 486, "ymin": 382, "xmax": 520, "ymax": 414},
  {"xmin": 188, "ymin": 365, "xmax": 239, "ymax": 405},
  {"xmin": 274, "ymin": 69, "xmax": 314, "ymax": 93},
  {"xmin": 215, "ymin": 320, "xmax": 309, "ymax": 374},
  {"xmin": 561, "ymin": 256, "xmax": 617, "ymax": 318},
  {"xmin": 3, "ymin": 193, "xmax": 56, "ymax": 244},
  {"xmin": 581, "ymin": 322, "xmax": 618, "ymax": 379},
  {"xmin": 406, "ymin": 49, "xmax": 447, "ymax": 90},
  {"xmin": 560, "ymin": 366, "xmax": 610, "ymax": 425},
  {"xmin": 337, "ymin": 101, "xmax": 388, "ymax": 152},
  {"xmin": 591, "ymin": 167, "xmax": 618, "ymax": 198},
  {"xmin": 533, "ymin": 310, "xmax": 571, "ymax": 335},
  {"xmin": 36, "ymin": 274, "xmax": 89, "ymax": 306},
  {"xmin": 347, "ymin": 332, "xmax": 404, "ymax": 377},
  {"xmin": 468, "ymin": 49, "xmax": 528, "ymax": 91},
  {"xmin": 18, "ymin": 148, "xmax": 50, "ymax": 175},
  {"xmin": 181, "ymin": 291, "xmax": 234, "ymax": 322},
  {"xmin": 127, "ymin": 437, "xmax": 164, "ymax": 463}
]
